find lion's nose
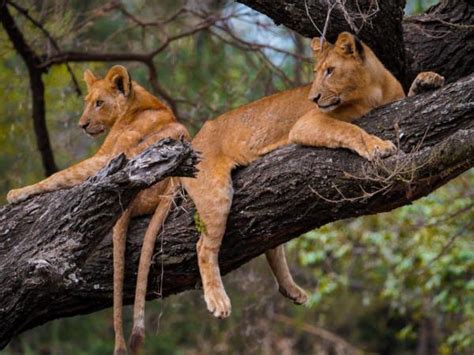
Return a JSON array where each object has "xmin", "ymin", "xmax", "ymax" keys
[
  {"xmin": 80, "ymin": 122, "xmax": 90, "ymax": 129},
  {"xmin": 311, "ymin": 93, "xmax": 321, "ymax": 104}
]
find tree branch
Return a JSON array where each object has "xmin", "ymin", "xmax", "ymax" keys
[
  {"xmin": 0, "ymin": 138, "xmax": 199, "ymax": 349},
  {"xmin": 0, "ymin": 2, "xmax": 58, "ymax": 176},
  {"xmin": 0, "ymin": 74, "xmax": 472, "ymax": 349},
  {"xmin": 6, "ymin": 0, "xmax": 82, "ymax": 96},
  {"xmin": 403, "ymin": 0, "xmax": 474, "ymax": 84}
]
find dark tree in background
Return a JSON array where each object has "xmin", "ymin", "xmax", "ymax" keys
[{"xmin": 0, "ymin": 0, "xmax": 472, "ymax": 354}]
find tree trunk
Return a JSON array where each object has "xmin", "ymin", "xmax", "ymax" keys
[
  {"xmin": 0, "ymin": 2, "xmax": 58, "ymax": 176},
  {"xmin": 0, "ymin": 74, "xmax": 472, "ymax": 349}
]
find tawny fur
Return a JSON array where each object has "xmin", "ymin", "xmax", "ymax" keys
[
  {"xmin": 182, "ymin": 32, "xmax": 405, "ymax": 319},
  {"xmin": 129, "ymin": 32, "xmax": 444, "ymax": 352},
  {"xmin": 7, "ymin": 65, "xmax": 189, "ymax": 355}
]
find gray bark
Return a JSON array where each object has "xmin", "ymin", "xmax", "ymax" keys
[
  {"xmin": 0, "ymin": 74, "xmax": 472, "ymax": 349},
  {"xmin": 0, "ymin": 138, "xmax": 199, "ymax": 348}
]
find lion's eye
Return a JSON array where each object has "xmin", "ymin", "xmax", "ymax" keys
[
  {"xmin": 325, "ymin": 67, "xmax": 334, "ymax": 77},
  {"xmin": 95, "ymin": 100, "xmax": 104, "ymax": 107}
]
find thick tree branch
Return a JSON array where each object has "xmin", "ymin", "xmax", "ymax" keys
[
  {"xmin": 403, "ymin": 0, "xmax": 474, "ymax": 84},
  {"xmin": 0, "ymin": 138, "xmax": 199, "ymax": 349},
  {"xmin": 0, "ymin": 74, "xmax": 472, "ymax": 349}
]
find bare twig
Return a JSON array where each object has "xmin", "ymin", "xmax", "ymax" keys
[
  {"xmin": 7, "ymin": 0, "xmax": 82, "ymax": 96},
  {"xmin": 275, "ymin": 314, "xmax": 363, "ymax": 354}
]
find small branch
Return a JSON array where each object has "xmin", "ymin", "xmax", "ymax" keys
[
  {"xmin": 275, "ymin": 314, "xmax": 362, "ymax": 354},
  {"xmin": 145, "ymin": 59, "xmax": 179, "ymax": 116},
  {"xmin": 113, "ymin": 2, "xmax": 188, "ymax": 28},
  {"xmin": 7, "ymin": 0, "xmax": 82, "ymax": 96},
  {"xmin": 38, "ymin": 17, "xmax": 217, "ymax": 111}
]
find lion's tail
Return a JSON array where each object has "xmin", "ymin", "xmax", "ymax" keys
[{"xmin": 129, "ymin": 179, "xmax": 179, "ymax": 354}]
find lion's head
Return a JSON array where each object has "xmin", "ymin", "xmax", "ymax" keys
[
  {"xmin": 78, "ymin": 65, "xmax": 133, "ymax": 136},
  {"xmin": 308, "ymin": 32, "xmax": 383, "ymax": 113}
]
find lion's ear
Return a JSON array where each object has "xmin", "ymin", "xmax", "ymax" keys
[
  {"xmin": 310, "ymin": 37, "xmax": 331, "ymax": 57},
  {"xmin": 105, "ymin": 65, "xmax": 132, "ymax": 97},
  {"xmin": 83, "ymin": 69, "xmax": 97, "ymax": 88},
  {"xmin": 335, "ymin": 32, "xmax": 364, "ymax": 59}
]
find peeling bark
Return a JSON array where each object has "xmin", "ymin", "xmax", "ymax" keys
[{"xmin": 0, "ymin": 74, "xmax": 472, "ymax": 349}]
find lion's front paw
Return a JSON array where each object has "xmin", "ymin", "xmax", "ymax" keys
[
  {"xmin": 358, "ymin": 135, "xmax": 397, "ymax": 161},
  {"xmin": 408, "ymin": 71, "xmax": 445, "ymax": 97},
  {"xmin": 204, "ymin": 286, "xmax": 231, "ymax": 319},
  {"xmin": 7, "ymin": 187, "xmax": 35, "ymax": 204}
]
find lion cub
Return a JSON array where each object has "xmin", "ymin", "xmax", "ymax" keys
[
  {"xmin": 7, "ymin": 65, "xmax": 189, "ymax": 355},
  {"xmin": 129, "ymin": 33, "xmax": 444, "ymax": 352},
  {"xmin": 135, "ymin": 32, "xmax": 445, "ymax": 327}
]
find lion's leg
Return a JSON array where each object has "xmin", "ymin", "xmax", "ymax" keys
[
  {"xmin": 265, "ymin": 245, "xmax": 308, "ymax": 304},
  {"xmin": 112, "ymin": 207, "xmax": 133, "ymax": 355},
  {"xmin": 182, "ymin": 160, "xmax": 234, "ymax": 319},
  {"xmin": 408, "ymin": 71, "xmax": 445, "ymax": 97},
  {"xmin": 289, "ymin": 111, "xmax": 396, "ymax": 161},
  {"xmin": 7, "ymin": 155, "xmax": 109, "ymax": 203},
  {"xmin": 129, "ymin": 180, "xmax": 177, "ymax": 355}
]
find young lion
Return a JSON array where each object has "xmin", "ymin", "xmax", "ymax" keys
[
  {"xmin": 6, "ymin": 65, "xmax": 189, "ymax": 355},
  {"xmin": 129, "ymin": 32, "xmax": 444, "ymax": 350}
]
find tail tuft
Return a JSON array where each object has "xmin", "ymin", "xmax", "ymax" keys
[
  {"xmin": 114, "ymin": 347, "xmax": 128, "ymax": 355},
  {"xmin": 129, "ymin": 326, "xmax": 145, "ymax": 355}
]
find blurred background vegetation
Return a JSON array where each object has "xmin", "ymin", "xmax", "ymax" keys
[{"xmin": 1, "ymin": 0, "xmax": 472, "ymax": 354}]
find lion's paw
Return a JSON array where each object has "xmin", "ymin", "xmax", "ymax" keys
[
  {"xmin": 7, "ymin": 187, "xmax": 35, "ymax": 204},
  {"xmin": 358, "ymin": 135, "xmax": 397, "ymax": 161},
  {"xmin": 408, "ymin": 71, "xmax": 445, "ymax": 97},
  {"xmin": 204, "ymin": 287, "xmax": 231, "ymax": 319}
]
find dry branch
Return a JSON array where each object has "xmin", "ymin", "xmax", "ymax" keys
[{"xmin": 0, "ymin": 74, "xmax": 472, "ymax": 349}]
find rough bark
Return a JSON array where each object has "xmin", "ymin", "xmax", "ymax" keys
[
  {"xmin": 0, "ymin": 138, "xmax": 199, "ymax": 349},
  {"xmin": 237, "ymin": 0, "xmax": 474, "ymax": 88},
  {"xmin": 0, "ymin": 74, "xmax": 472, "ymax": 349},
  {"xmin": 404, "ymin": 0, "xmax": 474, "ymax": 85}
]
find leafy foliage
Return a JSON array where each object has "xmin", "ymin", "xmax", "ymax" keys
[{"xmin": 292, "ymin": 171, "xmax": 473, "ymax": 353}]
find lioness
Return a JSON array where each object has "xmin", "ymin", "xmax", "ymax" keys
[
  {"xmin": 6, "ymin": 65, "xmax": 190, "ymax": 355},
  {"xmin": 129, "ymin": 32, "xmax": 444, "ymax": 351}
]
